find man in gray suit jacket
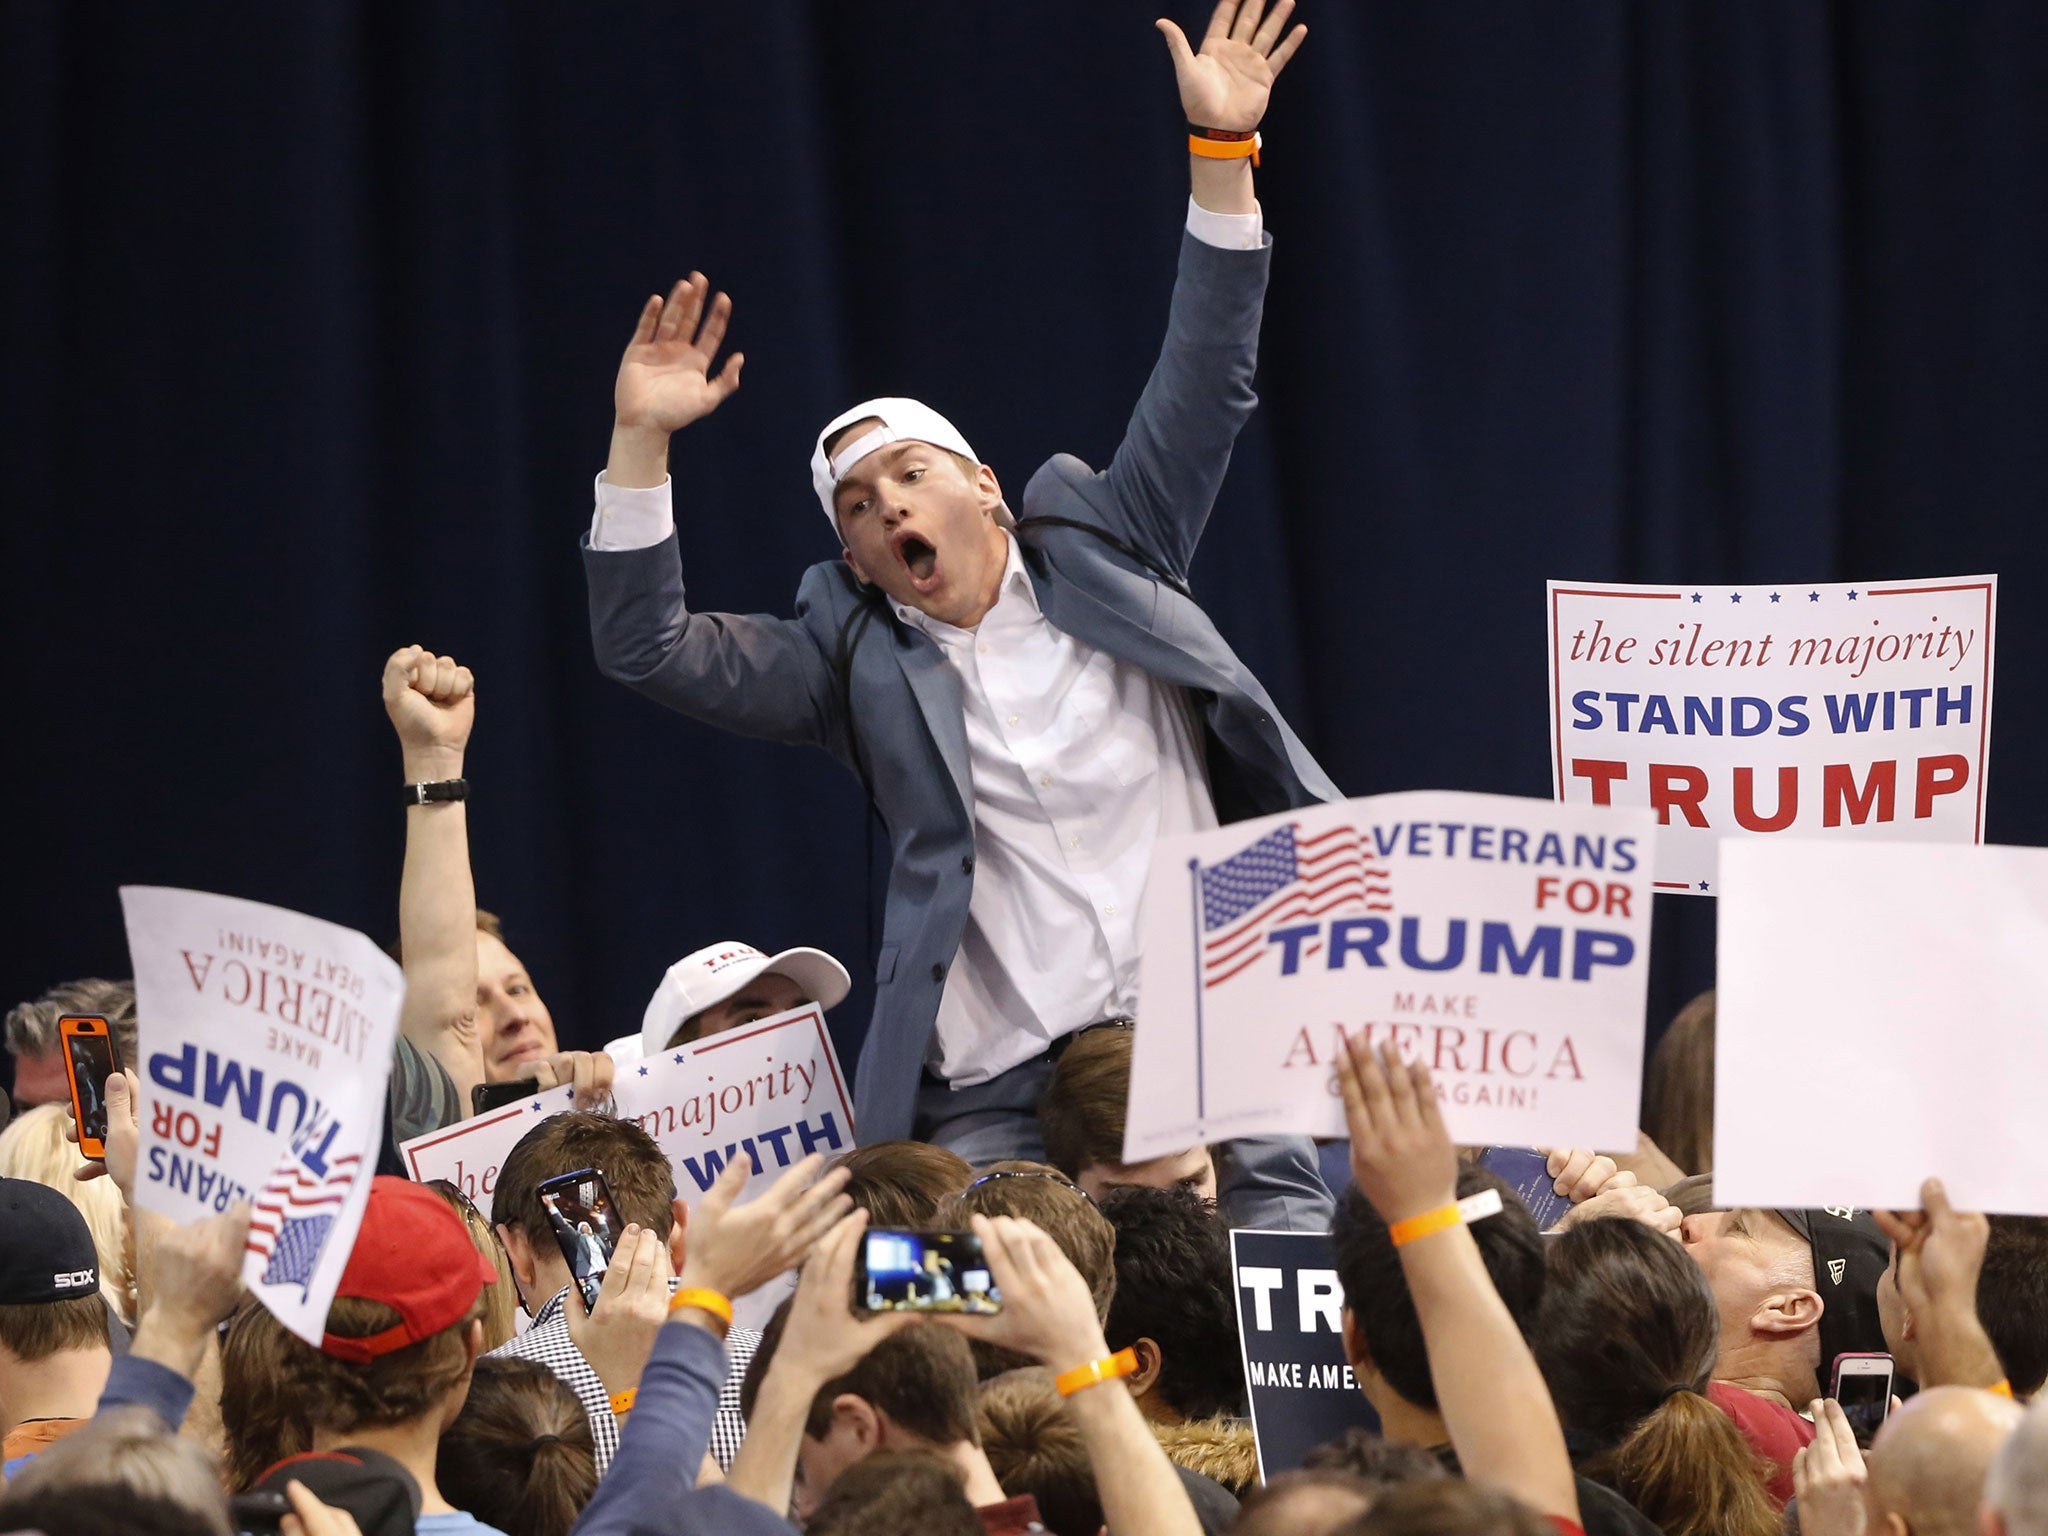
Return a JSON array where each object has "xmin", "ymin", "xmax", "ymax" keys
[{"xmin": 583, "ymin": 2, "xmax": 1333, "ymax": 1230}]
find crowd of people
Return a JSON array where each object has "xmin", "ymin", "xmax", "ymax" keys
[{"xmin": 6, "ymin": 3, "xmax": 2042, "ymax": 1534}]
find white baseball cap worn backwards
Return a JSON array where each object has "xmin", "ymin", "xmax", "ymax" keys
[{"xmin": 810, "ymin": 397, "xmax": 1015, "ymax": 534}]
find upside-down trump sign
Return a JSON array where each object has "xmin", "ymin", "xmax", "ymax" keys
[
  {"xmin": 1548, "ymin": 577, "xmax": 1996, "ymax": 894},
  {"xmin": 123, "ymin": 887, "xmax": 402, "ymax": 1347},
  {"xmin": 1124, "ymin": 792, "xmax": 1656, "ymax": 1160}
]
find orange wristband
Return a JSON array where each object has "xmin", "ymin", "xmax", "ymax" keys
[
  {"xmin": 1389, "ymin": 1189, "xmax": 1506, "ymax": 1248},
  {"xmin": 1188, "ymin": 132, "xmax": 1261, "ymax": 167},
  {"xmin": 608, "ymin": 1388, "xmax": 637, "ymax": 1416},
  {"xmin": 1055, "ymin": 1348, "xmax": 1139, "ymax": 1398},
  {"xmin": 669, "ymin": 1287, "xmax": 733, "ymax": 1328},
  {"xmin": 1991, "ymin": 1379, "xmax": 2014, "ymax": 1399}
]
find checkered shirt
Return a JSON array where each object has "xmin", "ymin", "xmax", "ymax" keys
[{"xmin": 490, "ymin": 1285, "xmax": 757, "ymax": 1473}]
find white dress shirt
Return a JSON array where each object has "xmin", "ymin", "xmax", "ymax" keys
[{"xmin": 589, "ymin": 198, "xmax": 1260, "ymax": 1083}]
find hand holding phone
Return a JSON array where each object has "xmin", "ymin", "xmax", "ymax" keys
[
  {"xmin": 1829, "ymin": 1352, "xmax": 1895, "ymax": 1448},
  {"xmin": 854, "ymin": 1229, "xmax": 1002, "ymax": 1315},
  {"xmin": 538, "ymin": 1168, "xmax": 621, "ymax": 1313},
  {"xmin": 60, "ymin": 1015, "xmax": 121, "ymax": 1163}
]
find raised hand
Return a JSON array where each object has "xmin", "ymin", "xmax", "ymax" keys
[
  {"xmin": 677, "ymin": 1152, "xmax": 853, "ymax": 1301},
  {"xmin": 1157, "ymin": 1, "xmax": 1307, "ymax": 133},
  {"xmin": 71, "ymin": 1067, "xmax": 141, "ymax": 1196},
  {"xmin": 615, "ymin": 273, "xmax": 744, "ymax": 436},
  {"xmin": 1336, "ymin": 1035, "xmax": 1458, "ymax": 1226},
  {"xmin": 382, "ymin": 646, "xmax": 474, "ymax": 778},
  {"xmin": 567, "ymin": 1224, "xmax": 673, "ymax": 1396},
  {"xmin": 937, "ymin": 1215, "xmax": 1111, "ymax": 1378}
]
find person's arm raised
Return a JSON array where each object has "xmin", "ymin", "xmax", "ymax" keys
[
  {"xmin": 941, "ymin": 1215, "xmax": 1203, "ymax": 1536},
  {"xmin": 1091, "ymin": 3, "xmax": 1305, "ymax": 577},
  {"xmin": 383, "ymin": 646, "xmax": 486, "ymax": 1108},
  {"xmin": 606, "ymin": 273, "xmax": 743, "ymax": 491},
  {"xmin": 1337, "ymin": 1036, "xmax": 1580, "ymax": 1527},
  {"xmin": 1873, "ymin": 1178, "xmax": 2006, "ymax": 1391},
  {"xmin": 1156, "ymin": 0, "xmax": 1306, "ymax": 216},
  {"xmin": 722, "ymin": 1209, "xmax": 915, "ymax": 1520}
]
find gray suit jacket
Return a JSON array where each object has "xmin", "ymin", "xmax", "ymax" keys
[{"xmin": 585, "ymin": 230, "xmax": 1342, "ymax": 1144}]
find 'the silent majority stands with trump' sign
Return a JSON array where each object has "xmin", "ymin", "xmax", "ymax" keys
[
  {"xmin": 1124, "ymin": 791, "xmax": 1656, "ymax": 1159},
  {"xmin": 1547, "ymin": 576, "xmax": 1996, "ymax": 893}
]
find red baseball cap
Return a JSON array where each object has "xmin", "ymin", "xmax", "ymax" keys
[{"xmin": 320, "ymin": 1176, "xmax": 498, "ymax": 1363}]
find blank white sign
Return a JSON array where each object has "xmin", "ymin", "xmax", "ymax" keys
[{"xmin": 1716, "ymin": 839, "xmax": 2048, "ymax": 1216}]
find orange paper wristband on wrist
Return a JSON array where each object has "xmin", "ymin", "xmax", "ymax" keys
[
  {"xmin": 1188, "ymin": 132, "xmax": 1262, "ymax": 166},
  {"xmin": 1991, "ymin": 1379, "xmax": 2014, "ymax": 1399},
  {"xmin": 1390, "ymin": 1189, "xmax": 1506, "ymax": 1248},
  {"xmin": 1055, "ymin": 1348, "xmax": 1139, "ymax": 1398},
  {"xmin": 608, "ymin": 1388, "xmax": 637, "ymax": 1416},
  {"xmin": 669, "ymin": 1287, "xmax": 733, "ymax": 1327}
]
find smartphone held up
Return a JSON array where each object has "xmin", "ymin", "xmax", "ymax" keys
[
  {"xmin": 60, "ymin": 1014, "xmax": 121, "ymax": 1163},
  {"xmin": 854, "ymin": 1229, "xmax": 1001, "ymax": 1315},
  {"xmin": 539, "ymin": 1167, "xmax": 620, "ymax": 1313},
  {"xmin": 1831, "ymin": 1352, "xmax": 1895, "ymax": 1448}
]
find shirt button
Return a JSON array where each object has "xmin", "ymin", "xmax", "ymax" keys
[
  {"xmin": 930, "ymin": 963, "xmax": 945, "ymax": 983},
  {"xmin": 961, "ymin": 855, "xmax": 975, "ymax": 874},
  {"xmin": 1104, "ymin": 905, "xmax": 1118, "ymax": 918},
  {"xmin": 977, "ymin": 643, "xmax": 989, "ymax": 655},
  {"xmin": 1006, "ymin": 715, "xmax": 1019, "ymax": 727},
  {"xmin": 1069, "ymin": 836, "xmax": 1082, "ymax": 849},
  {"xmin": 1039, "ymin": 774, "xmax": 1053, "ymax": 788}
]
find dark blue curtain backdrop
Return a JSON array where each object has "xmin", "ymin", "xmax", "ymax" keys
[{"xmin": 5, "ymin": 3, "xmax": 2045, "ymax": 1087}]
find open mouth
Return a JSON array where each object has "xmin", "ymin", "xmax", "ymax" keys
[{"xmin": 892, "ymin": 530, "xmax": 940, "ymax": 591}]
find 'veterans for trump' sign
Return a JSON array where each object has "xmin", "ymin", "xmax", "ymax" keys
[
  {"xmin": 123, "ymin": 887, "xmax": 402, "ymax": 1347},
  {"xmin": 1548, "ymin": 576, "xmax": 1996, "ymax": 894},
  {"xmin": 1125, "ymin": 791, "xmax": 1656, "ymax": 1159}
]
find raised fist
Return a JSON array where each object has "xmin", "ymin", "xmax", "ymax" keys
[{"xmin": 383, "ymin": 645, "xmax": 474, "ymax": 772}]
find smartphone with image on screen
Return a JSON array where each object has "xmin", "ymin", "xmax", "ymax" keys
[
  {"xmin": 537, "ymin": 1167, "xmax": 620, "ymax": 1313},
  {"xmin": 59, "ymin": 1015, "xmax": 121, "ymax": 1164},
  {"xmin": 1830, "ymin": 1351, "xmax": 1895, "ymax": 1448},
  {"xmin": 853, "ymin": 1228, "xmax": 1003, "ymax": 1315}
]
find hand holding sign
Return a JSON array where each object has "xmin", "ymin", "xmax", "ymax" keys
[
  {"xmin": 1872, "ymin": 1179, "xmax": 2004, "ymax": 1391},
  {"xmin": 523, "ymin": 1048, "xmax": 617, "ymax": 1111}
]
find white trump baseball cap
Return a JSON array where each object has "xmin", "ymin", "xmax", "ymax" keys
[
  {"xmin": 810, "ymin": 397, "xmax": 1015, "ymax": 534},
  {"xmin": 607, "ymin": 940, "xmax": 853, "ymax": 1061}
]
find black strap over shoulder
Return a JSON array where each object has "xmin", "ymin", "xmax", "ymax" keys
[{"xmin": 1013, "ymin": 513, "xmax": 1194, "ymax": 600}]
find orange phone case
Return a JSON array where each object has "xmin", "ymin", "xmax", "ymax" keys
[{"xmin": 58, "ymin": 1014, "xmax": 117, "ymax": 1161}]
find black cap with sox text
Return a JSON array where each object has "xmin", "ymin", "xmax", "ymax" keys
[{"xmin": 0, "ymin": 1176, "xmax": 100, "ymax": 1304}]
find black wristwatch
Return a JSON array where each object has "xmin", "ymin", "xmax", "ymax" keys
[{"xmin": 400, "ymin": 778, "xmax": 469, "ymax": 806}]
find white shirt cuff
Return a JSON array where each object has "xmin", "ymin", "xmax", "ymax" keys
[
  {"xmin": 589, "ymin": 472, "xmax": 675, "ymax": 551},
  {"xmin": 1184, "ymin": 195, "xmax": 1264, "ymax": 251}
]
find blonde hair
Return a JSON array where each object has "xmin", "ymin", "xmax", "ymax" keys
[
  {"xmin": 426, "ymin": 1180, "xmax": 521, "ymax": 1350},
  {"xmin": 0, "ymin": 1103, "xmax": 136, "ymax": 1325}
]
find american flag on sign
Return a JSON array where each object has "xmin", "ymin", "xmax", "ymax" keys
[
  {"xmin": 261, "ymin": 1214, "xmax": 337, "ymax": 1291},
  {"xmin": 1197, "ymin": 822, "xmax": 1389, "ymax": 988},
  {"xmin": 247, "ymin": 1145, "xmax": 362, "ymax": 1298}
]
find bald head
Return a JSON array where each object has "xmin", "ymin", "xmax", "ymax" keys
[
  {"xmin": 1984, "ymin": 1393, "xmax": 2048, "ymax": 1536},
  {"xmin": 1865, "ymin": 1387, "xmax": 2021, "ymax": 1536}
]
